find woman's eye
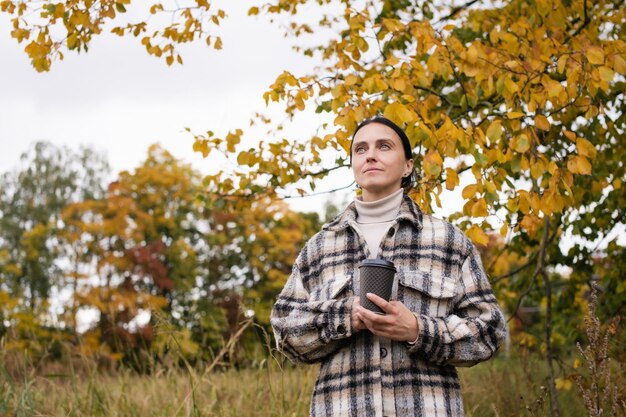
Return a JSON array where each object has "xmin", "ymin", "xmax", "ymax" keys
[
  {"xmin": 355, "ymin": 146, "xmax": 365, "ymax": 153},
  {"xmin": 380, "ymin": 143, "xmax": 391, "ymax": 150}
]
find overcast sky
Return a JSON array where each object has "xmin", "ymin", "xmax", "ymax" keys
[{"xmin": 0, "ymin": 2, "xmax": 353, "ymax": 214}]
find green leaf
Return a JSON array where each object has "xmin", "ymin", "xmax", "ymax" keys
[{"xmin": 486, "ymin": 120, "xmax": 503, "ymax": 141}]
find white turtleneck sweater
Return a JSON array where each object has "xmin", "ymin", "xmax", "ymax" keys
[{"xmin": 354, "ymin": 188, "xmax": 403, "ymax": 258}]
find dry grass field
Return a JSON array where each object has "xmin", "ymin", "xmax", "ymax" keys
[{"xmin": 1, "ymin": 352, "xmax": 595, "ymax": 417}]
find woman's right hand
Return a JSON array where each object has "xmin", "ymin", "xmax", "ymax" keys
[{"xmin": 351, "ymin": 297, "xmax": 367, "ymax": 331}]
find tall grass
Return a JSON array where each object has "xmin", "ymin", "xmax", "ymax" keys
[
  {"xmin": 1, "ymin": 352, "xmax": 595, "ymax": 417},
  {"xmin": 0, "ymin": 359, "xmax": 317, "ymax": 416},
  {"xmin": 2, "ymin": 291, "xmax": 623, "ymax": 417}
]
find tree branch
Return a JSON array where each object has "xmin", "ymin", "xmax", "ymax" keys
[
  {"xmin": 413, "ymin": 85, "xmax": 457, "ymax": 107},
  {"xmin": 280, "ymin": 181, "xmax": 355, "ymax": 200},
  {"xmin": 506, "ymin": 216, "xmax": 553, "ymax": 323},
  {"xmin": 492, "ymin": 251, "xmax": 539, "ymax": 284},
  {"xmin": 435, "ymin": 0, "xmax": 482, "ymax": 23},
  {"xmin": 567, "ymin": 0, "xmax": 590, "ymax": 40},
  {"xmin": 303, "ymin": 164, "xmax": 350, "ymax": 178}
]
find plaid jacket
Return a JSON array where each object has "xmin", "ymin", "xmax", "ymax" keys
[{"xmin": 271, "ymin": 194, "xmax": 506, "ymax": 417}]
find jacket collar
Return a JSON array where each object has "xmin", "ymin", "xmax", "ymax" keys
[{"xmin": 323, "ymin": 193, "xmax": 423, "ymax": 232}]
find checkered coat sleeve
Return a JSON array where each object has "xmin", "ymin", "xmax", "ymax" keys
[
  {"xmin": 271, "ymin": 240, "xmax": 356, "ymax": 364},
  {"xmin": 406, "ymin": 243, "xmax": 504, "ymax": 366}
]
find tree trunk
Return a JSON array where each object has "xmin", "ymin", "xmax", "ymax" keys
[{"xmin": 541, "ymin": 217, "xmax": 561, "ymax": 417}]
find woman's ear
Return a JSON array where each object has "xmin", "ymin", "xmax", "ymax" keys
[{"xmin": 404, "ymin": 159, "xmax": 414, "ymax": 177}]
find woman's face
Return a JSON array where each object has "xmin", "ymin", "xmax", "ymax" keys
[{"xmin": 351, "ymin": 122, "xmax": 413, "ymax": 202}]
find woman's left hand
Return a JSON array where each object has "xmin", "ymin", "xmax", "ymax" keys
[{"xmin": 355, "ymin": 293, "xmax": 419, "ymax": 342}]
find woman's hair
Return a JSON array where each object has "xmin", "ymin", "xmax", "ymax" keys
[{"xmin": 350, "ymin": 116, "xmax": 416, "ymax": 191}]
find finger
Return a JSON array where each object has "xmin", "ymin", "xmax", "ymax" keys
[
  {"xmin": 359, "ymin": 307, "xmax": 392, "ymax": 327},
  {"xmin": 366, "ymin": 293, "xmax": 395, "ymax": 314}
]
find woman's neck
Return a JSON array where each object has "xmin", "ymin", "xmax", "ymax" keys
[
  {"xmin": 361, "ymin": 187, "xmax": 403, "ymax": 202},
  {"xmin": 355, "ymin": 188, "xmax": 403, "ymax": 223}
]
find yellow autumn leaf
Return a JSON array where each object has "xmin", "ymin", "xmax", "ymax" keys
[
  {"xmin": 563, "ymin": 130, "xmax": 577, "ymax": 141},
  {"xmin": 507, "ymin": 197, "xmax": 519, "ymax": 212},
  {"xmin": 598, "ymin": 66, "xmax": 614, "ymax": 82},
  {"xmin": 445, "ymin": 168, "xmax": 459, "ymax": 191},
  {"xmin": 503, "ymin": 76, "xmax": 519, "ymax": 94},
  {"xmin": 518, "ymin": 191, "xmax": 531, "ymax": 214},
  {"xmin": 530, "ymin": 159, "xmax": 545, "ymax": 180},
  {"xmin": 363, "ymin": 74, "xmax": 388, "ymax": 93},
  {"xmin": 423, "ymin": 149, "xmax": 443, "ymax": 178},
  {"xmin": 614, "ymin": 55, "xmax": 626, "ymax": 74},
  {"xmin": 567, "ymin": 155, "xmax": 592, "ymax": 175},
  {"xmin": 471, "ymin": 198, "xmax": 488, "ymax": 217},
  {"xmin": 192, "ymin": 140, "xmax": 210, "ymax": 158},
  {"xmin": 534, "ymin": 114, "xmax": 550, "ymax": 131},
  {"xmin": 382, "ymin": 18, "xmax": 405, "ymax": 33},
  {"xmin": 513, "ymin": 134, "xmax": 531, "ymax": 153},
  {"xmin": 500, "ymin": 222, "xmax": 509, "ymax": 237},
  {"xmin": 462, "ymin": 184, "xmax": 477, "ymax": 199},
  {"xmin": 486, "ymin": 120, "xmax": 503, "ymax": 141},
  {"xmin": 237, "ymin": 151, "xmax": 252, "ymax": 166},
  {"xmin": 226, "ymin": 131, "xmax": 241, "ymax": 153},
  {"xmin": 389, "ymin": 77, "xmax": 407, "ymax": 92},
  {"xmin": 576, "ymin": 138, "xmax": 596, "ymax": 159},
  {"xmin": 546, "ymin": 79, "xmax": 564, "ymax": 98},
  {"xmin": 67, "ymin": 33, "xmax": 79, "ymax": 49},
  {"xmin": 586, "ymin": 45, "xmax": 605, "ymax": 65},
  {"xmin": 467, "ymin": 44, "xmax": 478, "ymax": 64},
  {"xmin": 344, "ymin": 74, "xmax": 359, "ymax": 86},
  {"xmin": 555, "ymin": 377, "xmax": 573, "ymax": 391},
  {"xmin": 507, "ymin": 111, "xmax": 524, "ymax": 119},
  {"xmin": 383, "ymin": 102, "xmax": 417, "ymax": 125},
  {"xmin": 466, "ymin": 225, "xmax": 489, "ymax": 246},
  {"xmin": 557, "ymin": 55, "xmax": 568, "ymax": 73}
]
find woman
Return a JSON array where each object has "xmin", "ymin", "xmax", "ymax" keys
[{"xmin": 271, "ymin": 116, "xmax": 507, "ymax": 417}]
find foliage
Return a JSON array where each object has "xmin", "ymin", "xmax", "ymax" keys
[
  {"xmin": 192, "ymin": 3, "xmax": 625, "ymax": 372},
  {"xmin": 0, "ymin": 141, "xmax": 321, "ymax": 370},
  {"xmin": 3, "ymin": 0, "xmax": 624, "ymax": 244},
  {"xmin": 60, "ymin": 145, "xmax": 205, "ymax": 360},
  {"xmin": 0, "ymin": 0, "xmax": 226, "ymax": 71},
  {"xmin": 0, "ymin": 141, "xmax": 109, "ymax": 312},
  {"xmin": 43, "ymin": 144, "xmax": 316, "ymax": 367}
]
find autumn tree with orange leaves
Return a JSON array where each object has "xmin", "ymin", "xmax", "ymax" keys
[{"xmin": 58, "ymin": 145, "xmax": 320, "ymax": 366}]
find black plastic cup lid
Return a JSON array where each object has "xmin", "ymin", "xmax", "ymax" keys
[{"xmin": 358, "ymin": 259, "xmax": 396, "ymax": 272}]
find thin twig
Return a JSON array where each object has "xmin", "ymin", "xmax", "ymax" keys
[
  {"xmin": 435, "ymin": 0, "xmax": 482, "ymax": 23},
  {"xmin": 567, "ymin": 0, "xmax": 590, "ymax": 40}
]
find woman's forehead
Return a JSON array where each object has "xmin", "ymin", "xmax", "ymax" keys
[{"xmin": 353, "ymin": 122, "xmax": 401, "ymax": 143}]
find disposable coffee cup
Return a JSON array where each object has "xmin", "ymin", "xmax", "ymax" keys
[{"xmin": 358, "ymin": 259, "xmax": 396, "ymax": 314}]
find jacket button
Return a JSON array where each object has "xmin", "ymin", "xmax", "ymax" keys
[
  {"xmin": 380, "ymin": 347, "xmax": 388, "ymax": 358},
  {"xmin": 387, "ymin": 228, "xmax": 395, "ymax": 237},
  {"xmin": 337, "ymin": 325, "xmax": 346, "ymax": 335}
]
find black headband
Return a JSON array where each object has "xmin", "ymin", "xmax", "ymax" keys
[{"xmin": 350, "ymin": 116, "xmax": 413, "ymax": 162}]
